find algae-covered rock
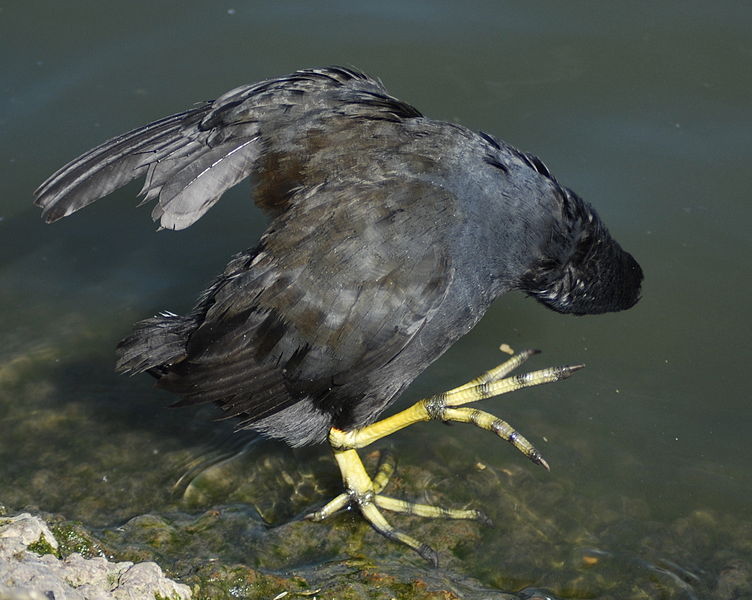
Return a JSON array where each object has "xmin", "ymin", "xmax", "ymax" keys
[
  {"xmin": 0, "ymin": 513, "xmax": 58, "ymax": 559},
  {"xmin": 0, "ymin": 513, "xmax": 191, "ymax": 600}
]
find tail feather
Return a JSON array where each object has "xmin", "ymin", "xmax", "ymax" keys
[
  {"xmin": 114, "ymin": 309, "xmax": 297, "ymax": 425},
  {"xmin": 116, "ymin": 311, "xmax": 194, "ymax": 375}
]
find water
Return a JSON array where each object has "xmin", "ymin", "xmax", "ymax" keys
[{"xmin": 2, "ymin": 2, "xmax": 751, "ymax": 598}]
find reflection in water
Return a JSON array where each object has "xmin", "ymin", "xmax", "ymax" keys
[{"xmin": 172, "ymin": 434, "xmax": 261, "ymax": 502}]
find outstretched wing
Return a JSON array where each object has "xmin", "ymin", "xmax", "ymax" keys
[
  {"xmin": 34, "ymin": 67, "xmax": 410, "ymax": 230},
  {"xmin": 157, "ymin": 177, "xmax": 455, "ymax": 432}
]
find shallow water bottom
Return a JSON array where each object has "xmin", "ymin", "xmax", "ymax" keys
[{"xmin": 1, "ymin": 325, "xmax": 749, "ymax": 600}]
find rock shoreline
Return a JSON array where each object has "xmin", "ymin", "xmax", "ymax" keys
[{"xmin": 0, "ymin": 513, "xmax": 191, "ymax": 600}]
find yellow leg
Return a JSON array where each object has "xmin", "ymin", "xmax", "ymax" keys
[
  {"xmin": 306, "ymin": 448, "xmax": 439, "ymax": 565},
  {"xmin": 371, "ymin": 449, "xmax": 397, "ymax": 493},
  {"xmin": 306, "ymin": 450, "xmax": 398, "ymax": 521},
  {"xmin": 330, "ymin": 352, "xmax": 582, "ymax": 459},
  {"xmin": 309, "ymin": 347, "xmax": 583, "ymax": 565},
  {"xmin": 374, "ymin": 495, "xmax": 491, "ymax": 524},
  {"xmin": 441, "ymin": 406, "xmax": 550, "ymax": 470}
]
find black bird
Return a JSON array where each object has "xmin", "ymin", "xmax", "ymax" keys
[{"xmin": 35, "ymin": 66, "xmax": 642, "ymax": 565}]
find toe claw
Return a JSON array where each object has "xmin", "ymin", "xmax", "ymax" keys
[
  {"xmin": 564, "ymin": 363, "xmax": 586, "ymax": 376},
  {"xmin": 531, "ymin": 453, "xmax": 550, "ymax": 471},
  {"xmin": 418, "ymin": 543, "xmax": 439, "ymax": 568},
  {"xmin": 475, "ymin": 510, "xmax": 493, "ymax": 526}
]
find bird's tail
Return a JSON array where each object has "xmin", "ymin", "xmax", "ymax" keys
[{"xmin": 116, "ymin": 311, "xmax": 195, "ymax": 376}]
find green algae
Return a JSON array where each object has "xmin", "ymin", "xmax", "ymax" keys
[
  {"xmin": 50, "ymin": 520, "xmax": 110, "ymax": 559},
  {"xmin": 26, "ymin": 535, "xmax": 58, "ymax": 558}
]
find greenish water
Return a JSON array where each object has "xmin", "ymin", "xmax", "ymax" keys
[{"xmin": 2, "ymin": 2, "xmax": 751, "ymax": 598}]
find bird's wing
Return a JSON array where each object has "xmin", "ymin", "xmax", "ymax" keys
[
  {"xmin": 34, "ymin": 67, "xmax": 417, "ymax": 230},
  {"xmin": 158, "ymin": 177, "xmax": 456, "ymax": 426}
]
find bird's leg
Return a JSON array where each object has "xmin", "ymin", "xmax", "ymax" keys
[
  {"xmin": 334, "ymin": 349, "xmax": 583, "ymax": 465},
  {"xmin": 307, "ymin": 348, "xmax": 584, "ymax": 565},
  {"xmin": 307, "ymin": 447, "xmax": 443, "ymax": 565},
  {"xmin": 305, "ymin": 449, "xmax": 398, "ymax": 522}
]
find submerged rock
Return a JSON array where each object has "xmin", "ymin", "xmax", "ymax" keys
[{"xmin": 0, "ymin": 513, "xmax": 191, "ymax": 600}]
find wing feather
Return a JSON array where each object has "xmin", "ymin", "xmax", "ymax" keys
[
  {"xmin": 152, "ymin": 138, "xmax": 259, "ymax": 230},
  {"xmin": 34, "ymin": 67, "xmax": 396, "ymax": 228},
  {"xmin": 156, "ymin": 178, "xmax": 455, "ymax": 427}
]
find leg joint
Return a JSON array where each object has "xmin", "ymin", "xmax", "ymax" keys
[
  {"xmin": 347, "ymin": 487, "xmax": 375, "ymax": 507},
  {"xmin": 423, "ymin": 395, "xmax": 447, "ymax": 421}
]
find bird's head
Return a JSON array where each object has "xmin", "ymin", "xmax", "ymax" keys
[{"xmin": 519, "ymin": 187, "xmax": 643, "ymax": 316}]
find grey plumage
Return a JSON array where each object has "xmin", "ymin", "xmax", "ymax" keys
[{"xmin": 34, "ymin": 67, "xmax": 643, "ymax": 446}]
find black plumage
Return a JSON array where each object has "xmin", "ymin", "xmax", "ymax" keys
[{"xmin": 35, "ymin": 66, "xmax": 643, "ymax": 448}]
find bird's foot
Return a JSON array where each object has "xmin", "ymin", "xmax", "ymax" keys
[
  {"xmin": 308, "ymin": 346, "xmax": 584, "ymax": 564},
  {"xmin": 305, "ymin": 448, "xmax": 489, "ymax": 567},
  {"xmin": 332, "ymin": 347, "xmax": 583, "ymax": 468}
]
